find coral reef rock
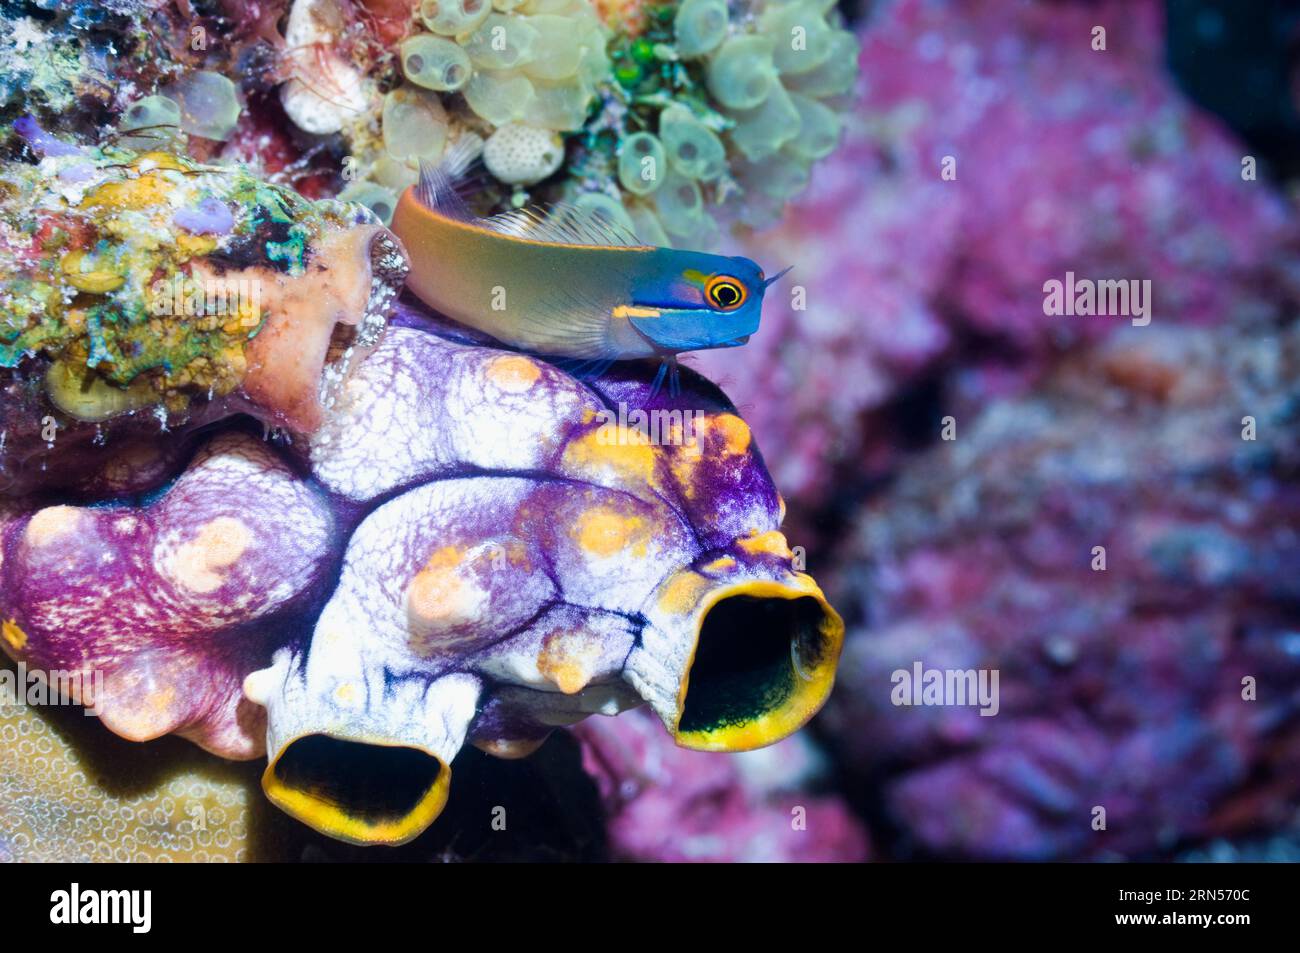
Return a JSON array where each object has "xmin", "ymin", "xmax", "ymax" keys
[{"xmin": 823, "ymin": 316, "xmax": 1300, "ymax": 860}]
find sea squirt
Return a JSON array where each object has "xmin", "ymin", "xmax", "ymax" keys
[
  {"xmin": 0, "ymin": 300, "xmax": 843, "ymax": 847},
  {"xmin": 249, "ymin": 306, "xmax": 845, "ymax": 844}
]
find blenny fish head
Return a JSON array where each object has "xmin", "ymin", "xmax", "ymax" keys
[{"xmin": 623, "ymin": 250, "xmax": 772, "ymax": 353}]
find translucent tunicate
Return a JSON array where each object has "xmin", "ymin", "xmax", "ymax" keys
[
  {"xmin": 572, "ymin": 191, "xmax": 638, "ymax": 240},
  {"xmin": 785, "ymin": 30, "xmax": 860, "ymax": 98},
  {"xmin": 618, "ymin": 132, "xmax": 666, "ymax": 196},
  {"xmin": 371, "ymin": 156, "xmax": 420, "ymax": 192},
  {"xmin": 686, "ymin": 211, "xmax": 721, "ymax": 250},
  {"xmin": 401, "ymin": 35, "xmax": 473, "ymax": 92},
  {"xmin": 627, "ymin": 203, "xmax": 670, "ymax": 247},
  {"xmin": 521, "ymin": 15, "xmax": 584, "ymax": 80},
  {"xmin": 576, "ymin": 22, "xmax": 611, "ymax": 85},
  {"xmin": 653, "ymin": 169, "xmax": 705, "ymax": 237},
  {"xmin": 492, "ymin": 0, "xmax": 525, "ymax": 10},
  {"xmin": 160, "ymin": 71, "xmax": 241, "ymax": 141},
  {"xmin": 674, "ymin": 0, "xmax": 728, "ymax": 59},
  {"xmin": 737, "ymin": 150, "xmax": 811, "ymax": 202},
  {"xmin": 785, "ymin": 92, "xmax": 841, "ymax": 161},
  {"xmin": 382, "ymin": 85, "xmax": 450, "ymax": 163},
  {"xmin": 462, "ymin": 14, "xmax": 538, "ymax": 70},
  {"xmin": 338, "ymin": 181, "xmax": 400, "ymax": 225},
  {"xmin": 727, "ymin": 81, "xmax": 801, "ymax": 161},
  {"xmin": 658, "ymin": 104, "xmax": 726, "ymax": 180},
  {"xmin": 118, "ymin": 95, "xmax": 182, "ymax": 149},
  {"xmin": 522, "ymin": 78, "xmax": 592, "ymax": 131},
  {"xmin": 760, "ymin": 3, "xmax": 834, "ymax": 76},
  {"xmin": 706, "ymin": 36, "xmax": 778, "ymax": 111},
  {"xmin": 420, "ymin": 0, "xmax": 492, "ymax": 36},
  {"xmin": 464, "ymin": 70, "xmax": 535, "ymax": 125},
  {"xmin": 527, "ymin": 0, "xmax": 577, "ymax": 12},
  {"xmin": 735, "ymin": 190, "xmax": 786, "ymax": 231}
]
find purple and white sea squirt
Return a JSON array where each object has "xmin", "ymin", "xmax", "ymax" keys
[
  {"xmin": 243, "ymin": 304, "xmax": 845, "ymax": 845},
  {"xmin": 0, "ymin": 131, "xmax": 844, "ymax": 848}
]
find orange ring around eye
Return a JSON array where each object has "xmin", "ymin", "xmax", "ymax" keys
[{"xmin": 705, "ymin": 275, "xmax": 747, "ymax": 311}]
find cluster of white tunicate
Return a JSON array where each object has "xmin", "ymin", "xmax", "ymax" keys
[
  {"xmin": 378, "ymin": 0, "xmax": 610, "ymax": 191},
  {"xmin": 379, "ymin": 82, "xmax": 451, "ymax": 173},
  {"xmin": 617, "ymin": 0, "xmax": 857, "ymax": 245}
]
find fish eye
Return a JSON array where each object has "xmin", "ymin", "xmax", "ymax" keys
[{"xmin": 705, "ymin": 275, "xmax": 747, "ymax": 311}]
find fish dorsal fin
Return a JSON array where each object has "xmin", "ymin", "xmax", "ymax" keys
[
  {"xmin": 480, "ymin": 202, "xmax": 648, "ymax": 248},
  {"xmin": 417, "ymin": 139, "xmax": 648, "ymax": 248},
  {"xmin": 416, "ymin": 134, "xmax": 485, "ymax": 222}
]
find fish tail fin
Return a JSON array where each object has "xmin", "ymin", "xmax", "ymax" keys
[{"xmin": 415, "ymin": 134, "xmax": 485, "ymax": 221}]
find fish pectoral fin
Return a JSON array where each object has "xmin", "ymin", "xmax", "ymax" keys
[
  {"xmin": 550, "ymin": 355, "xmax": 619, "ymax": 380},
  {"xmin": 510, "ymin": 287, "xmax": 620, "ymax": 359}
]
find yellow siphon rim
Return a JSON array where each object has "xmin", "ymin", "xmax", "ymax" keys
[
  {"xmin": 670, "ymin": 577, "xmax": 845, "ymax": 753},
  {"xmin": 261, "ymin": 733, "xmax": 452, "ymax": 847}
]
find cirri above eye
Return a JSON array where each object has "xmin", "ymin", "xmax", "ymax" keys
[{"xmin": 705, "ymin": 275, "xmax": 747, "ymax": 311}]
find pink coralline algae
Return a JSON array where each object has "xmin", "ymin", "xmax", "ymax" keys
[
  {"xmin": 0, "ymin": 302, "xmax": 843, "ymax": 847},
  {"xmin": 694, "ymin": 0, "xmax": 1300, "ymax": 518},
  {"xmin": 576, "ymin": 706, "xmax": 869, "ymax": 862},
  {"xmin": 821, "ymin": 316, "xmax": 1300, "ymax": 860}
]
